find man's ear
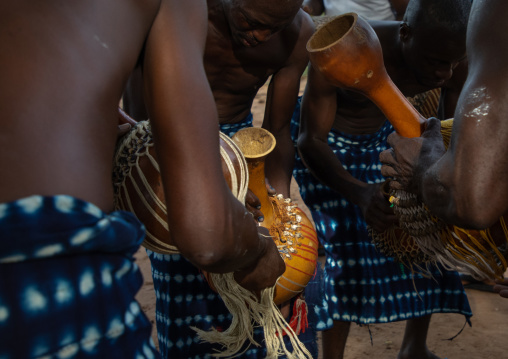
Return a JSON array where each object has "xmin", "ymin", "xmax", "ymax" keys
[{"xmin": 399, "ymin": 22, "xmax": 411, "ymax": 42}]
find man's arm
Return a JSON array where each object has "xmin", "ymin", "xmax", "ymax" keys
[
  {"xmin": 262, "ymin": 10, "xmax": 314, "ymax": 197},
  {"xmin": 382, "ymin": 0, "xmax": 508, "ymax": 229},
  {"xmin": 298, "ymin": 66, "xmax": 357, "ymax": 195},
  {"xmin": 142, "ymin": 0, "xmax": 284, "ymax": 289},
  {"xmin": 420, "ymin": 1, "xmax": 508, "ymax": 228},
  {"xmin": 298, "ymin": 65, "xmax": 395, "ymax": 231}
]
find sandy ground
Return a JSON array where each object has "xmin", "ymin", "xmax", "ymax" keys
[{"xmin": 134, "ymin": 76, "xmax": 508, "ymax": 358}]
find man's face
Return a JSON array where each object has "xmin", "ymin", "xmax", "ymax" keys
[
  {"xmin": 223, "ymin": 0, "xmax": 301, "ymax": 47},
  {"xmin": 403, "ymin": 25, "xmax": 467, "ymax": 88}
]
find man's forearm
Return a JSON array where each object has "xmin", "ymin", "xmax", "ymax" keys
[
  {"xmin": 265, "ymin": 132, "xmax": 295, "ymax": 197},
  {"xmin": 420, "ymin": 152, "xmax": 494, "ymax": 229},
  {"xmin": 298, "ymin": 138, "xmax": 369, "ymax": 206}
]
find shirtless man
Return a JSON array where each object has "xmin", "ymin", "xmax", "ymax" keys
[
  {"xmin": 380, "ymin": 0, "xmax": 508, "ymax": 301},
  {"xmin": 294, "ymin": 0, "xmax": 472, "ymax": 358},
  {"xmin": 122, "ymin": 0, "xmax": 315, "ymax": 357},
  {"xmin": 0, "ymin": 0, "xmax": 284, "ymax": 357},
  {"xmin": 125, "ymin": 0, "xmax": 313, "ymax": 197}
]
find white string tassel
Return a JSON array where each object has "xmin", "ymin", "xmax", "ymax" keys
[{"xmin": 192, "ymin": 273, "xmax": 313, "ymax": 358}]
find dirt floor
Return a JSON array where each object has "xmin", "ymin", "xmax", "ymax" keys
[{"xmin": 135, "ymin": 76, "xmax": 508, "ymax": 358}]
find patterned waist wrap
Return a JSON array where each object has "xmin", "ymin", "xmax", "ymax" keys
[
  {"xmin": 0, "ymin": 195, "xmax": 159, "ymax": 358},
  {"xmin": 290, "ymin": 104, "xmax": 471, "ymax": 329}
]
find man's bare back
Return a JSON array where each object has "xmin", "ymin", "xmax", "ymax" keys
[
  {"xmin": 0, "ymin": 0, "xmax": 159, "ymax": 211},
  {"xmin": 2, "ymin": 0, "xmax": 283, "ymax": 287}
]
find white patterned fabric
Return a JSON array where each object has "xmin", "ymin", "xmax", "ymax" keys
[
  {"xmin": 0, "ymin": 195, "xmax": 159, "ymax": 358},
  {"xmin": 323, "ymin": 0, "xmax": 396, "ymax": 20}
]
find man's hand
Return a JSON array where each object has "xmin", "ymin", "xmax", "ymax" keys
[
  {"xmin": 359, "ymin": 182, "xmax": 398, "ymax": 232},
  {"xmin": 117, "ymin": 123, "xmax": 132, "ymax": 138},
  {"xmin": 244, "ymin": 178, "xmax": 278, "ymax": 223},
  {"xmin": 117, "ymin": 107, "xmax": 138, "ymax": 138},
  {"xmin": 233, "ymin": 226, "xmax": 285, "ymax": 296},
  {"xmin": 380, "ymin": 117, "xmax": 445, "ymax": 194},
  {"xmin": 245, "ymin": 190, "xmax": 264, "ymax": 223},
  {"xmin": 265, "ymin": 177, "xmax": 277, "ymax": 196}
]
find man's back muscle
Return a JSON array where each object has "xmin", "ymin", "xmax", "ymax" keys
[{"xmin": 0, "ymin": 0, "xmax": 159, "ymax": 210}]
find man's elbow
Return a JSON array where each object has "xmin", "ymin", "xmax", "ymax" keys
[
  {"xmin": 296, "ymin": 134, "xmax": 311, "ymax": 155},
  {"xmin": 425, "ymin": 171, "xmax": 505, "ymax": 229},
  {"xmin": 171, "ymin": 228, "xmax": 237, "ymax": 273},
  {"xmin": 183, "ymin": 248, "xmax": 232, "ymax": 273},
  {"xmin": 452, "ymin": 199, "xmax": 503, "ymax": 230},
  {"xmin": 297, "ymin": 133, "xmax": 318, "ymax": 163}
]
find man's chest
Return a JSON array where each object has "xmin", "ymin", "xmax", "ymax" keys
[{"xmin": 204, "ymin": 31, "xmax": 290, "ymax": 89}]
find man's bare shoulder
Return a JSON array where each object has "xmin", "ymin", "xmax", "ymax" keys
[
  {"xmin": 1, "ymin": 0, "xmax": 161, "ymax": 23},
  {"xmin": 258, "ymin": 9, "xmax": 314, "ymax": 71},
  {"xmin": 281, "ymin": 9, "xmax": 315, "ymax": 47},
  {"xmin": 1, "ymin": 0, "xmax": 161, "ymax": 63}
]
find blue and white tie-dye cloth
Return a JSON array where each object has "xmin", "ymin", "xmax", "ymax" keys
[
  {"xmin": 290, "ymin": 106, "xmax": 472, "ymax": 330},
  {"xmin": 148, "ymin": 114, "xmax": 318, "ymax": 358},
  {"xmin": 0, "ymin": 195, "xmax": 159, "ymax": 359}
]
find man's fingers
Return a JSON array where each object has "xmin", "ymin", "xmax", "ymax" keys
[
  {"xmin": 246, "ymin": 190, "xmax": 261, "ymax": 208},
  {"xmin": 265, "ymin": 178, "xmax": 276, "ymax": 196},
  {"xmin": 245, "ymin": 203, "xmax": 264, "ymax": 223},
  {"xmin": 380, "ymin": 164, "xmax": 398, "ymax": 179},
  {"xmin": 118, "ymin": 107, "xmax": 138, "ymax": 126},
  {"xmin": 386, "ymin": 131, "xmax": 403, "ymax": 148},
  {"xmin": 117, "ymin": 123, "xmax": 132, "ymax": 138},
  {"xmin": 422, "ymin": 117, "xmax": 442, "ymax": 138},
  {"xmin": 388, "ymin": 180, "xmax": 404, "ymax": 191},
  {"xmin": 379, "ymin": 149, "xmax": 396, "ymax": 165}
]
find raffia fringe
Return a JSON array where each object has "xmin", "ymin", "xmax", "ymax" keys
[
  {"xmin": 192, "ymin": 272, "xmax": 312, "ymax": 359},
  {"xmin": 379, "ymin": 189, "xmax": 508, "ymax": 281}
]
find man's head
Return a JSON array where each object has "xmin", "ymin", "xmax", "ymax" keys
[
  {"xmin": 223, "ymin": 0, "xmax": 303, "ymax": 47},
  {"xmin": 400, "ymin": 0, "xmax": 472, "ymax": 88}
]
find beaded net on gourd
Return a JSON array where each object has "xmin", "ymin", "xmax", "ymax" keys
[{"xmin": 268, "ymin": 195, "xmax": 306, "ymax": 260}]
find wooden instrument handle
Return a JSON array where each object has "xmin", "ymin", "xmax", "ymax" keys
[{"xmin": 307, "ymin": 13, "xmax": 425, "ymax": 138}]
